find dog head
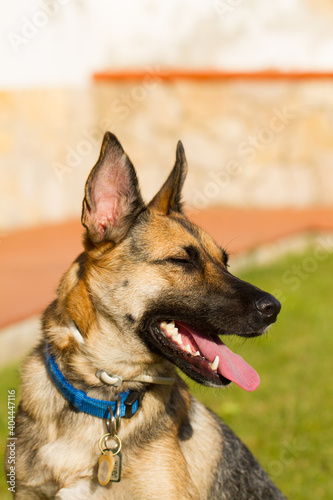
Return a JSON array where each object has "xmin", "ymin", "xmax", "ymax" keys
[{"xmin": 55, "ymin": 132, "xmax": 280, "ymax": 392}]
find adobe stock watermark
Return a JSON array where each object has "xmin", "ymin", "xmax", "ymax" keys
[
  {"xmin": 52, "ymin": 66, "xmax": 163, "ymax": 182},
  {"xmin": 272, "ymin": 235, "xmax": 333, "ymax": 305},
  {"xmin": 267, "ymin": 436, "xmax": 307, "ymax": 479},
  {"xmin": 191, "ymin": 106, "xmax": 296, "ymax": 211},
  {"xmin": 213, "ymin": 0, "xmax": 244, "ymax": 19},
  {"xmin": 6, "ymin": 390, "xmax": 16, "ymax": 494},
  {"xmin": 7, "ymin": 0, "xmax": 71, "ymax": 53}
]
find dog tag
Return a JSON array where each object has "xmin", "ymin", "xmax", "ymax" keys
[
  {"xmin": 98, "ymin": 450, "xmax": 115, "ymax": 486},
  {"xmin": 109, "ymin": 452, "xmax": 122, "ymax": 482}
]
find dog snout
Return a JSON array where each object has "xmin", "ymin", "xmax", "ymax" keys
[{"xmin": 255, "ymin": 295, "xmax": 281, "ymax": 323}]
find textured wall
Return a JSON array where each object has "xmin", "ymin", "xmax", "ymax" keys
[{"xmin": 1, "ymin": 79, "xmax": 333, "ymax": 231}]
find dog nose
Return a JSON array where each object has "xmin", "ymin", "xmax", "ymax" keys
[{"xmin": 255, "ymin": 295, "xmax": 281, "ymax": 322}]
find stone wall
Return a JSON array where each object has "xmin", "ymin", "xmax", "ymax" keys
[{"xmin": 1, "ymin": 78, "xmax": 333, "ymax": 232}]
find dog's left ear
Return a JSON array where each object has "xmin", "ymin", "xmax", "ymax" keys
[
  {"xmin": 82, "ymin": 132, "xmax": 145, "ymax": 244},
  {"xmin": 148, "ymin": 141, "xmax": 188, "ymax": 214}
]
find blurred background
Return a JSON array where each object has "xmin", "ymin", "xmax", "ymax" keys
[
  {"xmin": 1, "ymin": 1, "xmax": 333, "ymax": 498},
  {"xmin": 2, "ymin": 0, "xmax": 333, "ymax": 230}
]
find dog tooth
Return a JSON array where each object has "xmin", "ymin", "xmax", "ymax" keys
[
  {"xmin": 165, "ymin": 324, "xmax": 177, "ymax": 334},
  {"xmin": 160, "ymin": 321, "xmax": 168, "ymax": 329},
  {"xmin": 209, "ymin": 356, "xmax": 220, "ymax": 371},
  {"xmin": 167, "ymin": 330, "xmax": 178, "ymax": 338},
  {"xmin": 193, "ymin": 351, "xmax": 200, "ymax": 357},
  {"xmin": 165, "ymin": 325, "xmax": 177, "ymax": 337},
  {"xmin": 183, "ymin": 345, "xmax": 192, "ymax": 353},
  {"xmin": 172, "ymin": 333, "xmax": 182, "ymax": 345},
  {"xmin": 167, "ymin": 320, "xmax": 175, "ymax": 328}
]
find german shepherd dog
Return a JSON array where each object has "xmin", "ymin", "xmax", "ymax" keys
[{"xmin": 8, "ymin": 133, "xmax": 286, "ymax": 499}]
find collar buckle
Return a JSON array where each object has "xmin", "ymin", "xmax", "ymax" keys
[{"xmin": 124, "ymin": 391, "xmax": 142, "ymax": 419}]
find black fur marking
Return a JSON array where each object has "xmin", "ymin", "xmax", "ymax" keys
[
  {"xmin": 178, "ymin": 415, "xmax": 193, "ymax": 441},
  {"xmin": 74, "ymin": 252, "xmax": 87, "ymax": 279},
  {"xmin": 126, "ymin": 314, "xmax": 135, "ymax": 324},
  {"xmin": 183, "ymin": 244, "xmax": 204, "ymax": 270}
]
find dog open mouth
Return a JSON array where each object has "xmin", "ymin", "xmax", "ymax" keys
[{"xmin": 156, "ymin": 320, "xmax": 260, "ymax": 392}]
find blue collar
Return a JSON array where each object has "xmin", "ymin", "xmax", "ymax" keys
[{"xmin": 45, "ymin": 345, "xmax": 140, "ymax": 419}]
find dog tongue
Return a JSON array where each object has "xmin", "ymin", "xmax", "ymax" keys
[{"xmin": 186, "ymin": 327, "xmax": 260, "ymax": 392}]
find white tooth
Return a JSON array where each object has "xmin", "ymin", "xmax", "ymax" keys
[
  {"xmin": 166, "ymin": 324, "xmax": 178, "ymax": 335},
  {"xmin": 209, "ymin": 356, "xmax": 219, "ymax": 371},
  {"xmin": 184, "ymin": 345, "xmax": 192, "ymax": 353},
  {"xmin": 194, "ymin": 351, "xmax": 200, "ymax": 357},
  {"xmin": 168, "ymin": 320, "xmax": 175, "ymax": 328},
  {"xmin": 172, "ymin": 332, "xmax": 183, "ymax": 345},
  {"xmin": 165, "ymin": 327, "xmax": 177, "ymax": 338},
  {"xmin": 172, "ymin": 333, "xmax": 182, "ymax": 344},
  {"xmin": 172, "ymin": 333, "xmax": 182, "ymax": 345},
  {"xmin": 160, "ymin": 321, "xmax": 168, "ymax": 329}
]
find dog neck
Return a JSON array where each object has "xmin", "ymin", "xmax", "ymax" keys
[{"xmin": 69, "ymin": 320, "xmax": 176, "ymax": 388}]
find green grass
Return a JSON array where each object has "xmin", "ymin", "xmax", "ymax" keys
[{"xmin": 1, "ymin": 247, "xmax": 332, "ymax": 499}]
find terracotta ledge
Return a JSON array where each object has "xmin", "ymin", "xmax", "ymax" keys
[{"xmin": 93, "ymin": 70, "xmax": 333, "ymax": 82}]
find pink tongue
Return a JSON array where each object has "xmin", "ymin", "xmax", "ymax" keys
[{"xmin": 185, "ymin": 327, "xmax": 260, "ymax": 392}]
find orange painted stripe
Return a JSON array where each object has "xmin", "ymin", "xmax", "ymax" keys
[{"xmin": 93, "ymin": 70, "xmax": 333, "ymax": 82}]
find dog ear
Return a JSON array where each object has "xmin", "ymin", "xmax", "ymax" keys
[
  {"xmin": 148, "ymin": 141, "xmax": 188, "ymax": 214},
  {"xmin": 81, "ymin": 132, "xmax": 145, "ymax": 244}
]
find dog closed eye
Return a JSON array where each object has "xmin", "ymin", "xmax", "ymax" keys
[
  {"xmin": 165, "ymin": 257, "xmax": 193, "ymax": 266},
  {"xmin": 165, "ymin": 245, "xmax": 202, "ymax": 268}
]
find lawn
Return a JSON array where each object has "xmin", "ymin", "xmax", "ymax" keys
[{"xmin": 1, "ymin": 246, "xmax": 332, "ymax": 499}]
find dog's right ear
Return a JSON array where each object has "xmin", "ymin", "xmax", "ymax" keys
[{"xmin": 81, "ymin": 132, "xmax": 145, "ymax": 245}]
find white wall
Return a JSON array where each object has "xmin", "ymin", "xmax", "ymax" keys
[{"xmin": 1, "ymin": 0, "xmax": 333, "ymax": 89}]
